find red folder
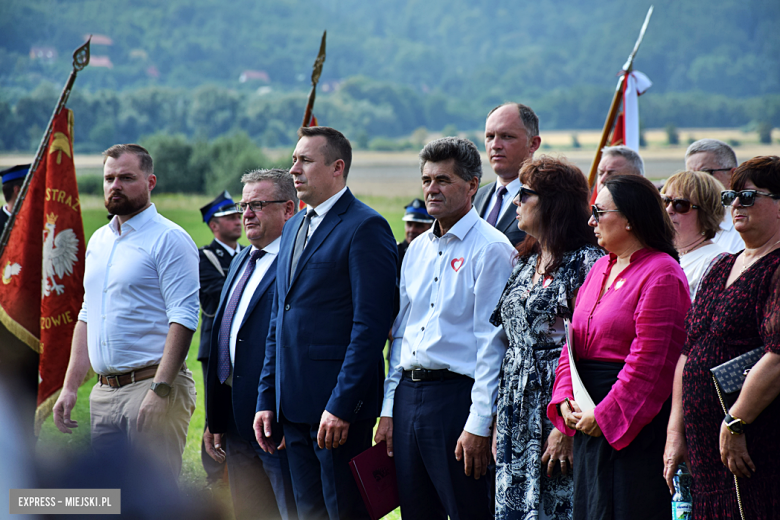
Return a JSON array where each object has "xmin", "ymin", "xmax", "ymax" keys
[{"xmin": 349, "ymin": 441, "xmax": 400, "ymax": 520}]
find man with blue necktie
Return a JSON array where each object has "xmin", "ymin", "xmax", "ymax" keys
[
  {"xmin": 474, "ymin": 103, "xmax": 542, "ymax": 246},
  {"xmin": 204, "ymin": 169, "xmax": 298, "ymax": 520},
  {"xmin": 254, "ymin": 126, "xmax": 397, "ymax": 520}
]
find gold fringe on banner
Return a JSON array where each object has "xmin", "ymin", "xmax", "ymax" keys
[{"xmin": 0, "ymin": 305, "xmax": 41, "ymax": 353}]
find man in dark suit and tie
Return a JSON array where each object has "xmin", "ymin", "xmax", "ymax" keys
[
  {"xmin": 254, "ymin": 126, "xmax": 398, "ymax": 520},
  {"xmin": 203, "ymin": 169, "xmax": 298, "ymax": 520},
  {"xmin": 198, "ymin": 190, "xmax": 242, "ymax": 485},
  {"xmin": 473, "ymin": 103, "xmax": 542, "ymax": 246}
]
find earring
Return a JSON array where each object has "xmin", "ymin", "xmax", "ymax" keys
[{"xmin": 626, "ymin": 224, "xmax": 632, "ymax": 231}]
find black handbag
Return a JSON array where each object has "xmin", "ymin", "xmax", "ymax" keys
[
  {"xmin": 710, "ymin": 347, "xmax": 764, "ymax": 412},
  {"xmin": 710, "ymin": 346, "xmax": 764, "ymax": 520}
]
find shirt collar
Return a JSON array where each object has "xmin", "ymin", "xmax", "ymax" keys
[
  {"xmin": 429, "ymin": 206, "xmax": 480, "ymax": 242},
  {"xmin": 607, "ymin": 247, "xmax": 653, "ymax": 264},
  {"xmin": 307, "ymin": 186, "xmax": 348, "ymax": 217},
  {"xmin": 501, "ymin": 177, "xmax": 521, "ymax": 195},
  {"xmin": 109, "ymin": 204, "xmax": 157, "ymax": 236},
  {"xmin": 251, "ymin": 236, "xmax": 281, "ymax": 256},
  {"xmin": 214, "ymin": 238, "xmax": 239, "ymax": 256}
]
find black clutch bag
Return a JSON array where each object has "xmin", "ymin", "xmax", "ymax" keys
[{"xmin": 710, "ymin": 347, "xmax": 764, "ymax": 413}]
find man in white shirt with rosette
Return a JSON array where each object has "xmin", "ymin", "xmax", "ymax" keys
[
  {"xmin": 53, "ymin": 144, "xmax": 199, "ymax": 482},
  {"xmin": 375, "ymin": 137, "xmax": 514, "ymax": 520}
]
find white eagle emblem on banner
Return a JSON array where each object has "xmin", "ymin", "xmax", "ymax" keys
[{"xmin": 42, "ymin": 212, "xmax": 79, "ymax": 297}]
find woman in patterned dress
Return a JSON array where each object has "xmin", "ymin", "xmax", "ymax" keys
[
  {"xmin": 491, "ymin": 157, "xmax": 602, "ymax": 519},
  {"xmin": 664, "ymin": 156, "xmax": 780, "ymax": 519}
]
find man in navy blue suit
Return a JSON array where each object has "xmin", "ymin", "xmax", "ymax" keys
[
  {"xmin": 204, "ymin": 169, "xmax": 298, "ymax": 520},
  {"xmin": 254, "ymin": 127, "xmax": 398, "ymax": 519}
]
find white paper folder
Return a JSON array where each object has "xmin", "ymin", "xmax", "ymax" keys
[{"xmin": 564, "ymin": 318, "xmax": 595, "ymax": 413}]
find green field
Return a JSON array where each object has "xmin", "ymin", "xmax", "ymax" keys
[{"xmin": 35, "ymin": 193, "xmax": 408, "ymax": 519}]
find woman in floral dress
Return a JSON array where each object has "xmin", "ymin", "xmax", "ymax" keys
[{"xmin": 491, "ymin": 157, "xmax": 602, "ymax": 519}]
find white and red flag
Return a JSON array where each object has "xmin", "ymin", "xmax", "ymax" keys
[{"xmin": 609, "ymin": 71, "xmax": 652, "ymax": 153}]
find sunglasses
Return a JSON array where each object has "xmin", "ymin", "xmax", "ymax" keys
[
  {"xmin": 591, "ymin": 205, "xmax": 621, "ymax": 223},
  {"xmin": 662, "ymin": 196, "xmax": 699, "ymax": 214},
  {"xmin": 720, "ymin": 190, "xmax": 780, "ymax": 207},
  {"xmin": 517, "ymin": 186, "xmax": 539, "ymax": 203}
]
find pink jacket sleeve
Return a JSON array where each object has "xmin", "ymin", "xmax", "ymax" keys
[{"xmin": 594, "ymin": 273, "xmax": 690, "ymax": 450}]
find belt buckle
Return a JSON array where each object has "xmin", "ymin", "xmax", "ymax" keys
[
  {"xmin": 105, "ymin": 375, "xmax": 121, "ymax": 388},
  {"xmin": 411, "ymin": 369, "xmax": 424, "ymax": 382}
]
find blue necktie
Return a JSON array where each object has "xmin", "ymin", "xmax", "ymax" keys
[
  {"xmin": 217, "ymin": 249, "xmax": 265, "ymax": 383},
  {"xmin": 486, "ymin": 185, "xmax": 507, "ymax": 227}
]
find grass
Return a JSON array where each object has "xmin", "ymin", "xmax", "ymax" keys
[{"xmin": 36, "ymin": 193, "xmax": 407, "ymax": 519}]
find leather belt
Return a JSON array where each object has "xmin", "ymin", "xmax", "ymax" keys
[
  {"xmin": 97, "ymin": 362, "xmax": 187, "ymax": 389},
  {"xmin": 403, "ymin": 368, "xmax": 472, "ymax": 382}
]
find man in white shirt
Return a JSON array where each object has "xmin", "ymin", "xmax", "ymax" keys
[
  {"xmin": 203, "ymin": 169, "xmax": 297, "ymax": 520},
  {"xmin": 375, "ymin": 137, "xmax": 514, "ymax": 520},
  {"xmin": 53, "ymin": 144, "xmax": 199, "ymax": 481},
  {"xmin": 685, "ymin": 139, "xmax": 744, "ymax": 253},
  {"xmin": 474, "ymin": 103, "xmax": 541, "ymax": 246}
]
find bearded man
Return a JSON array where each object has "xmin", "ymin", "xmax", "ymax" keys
[{"xmin": 53, "ymin": 144, "xmax": 199, "ymax": 482}]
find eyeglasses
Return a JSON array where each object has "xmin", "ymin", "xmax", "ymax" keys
[
  {"xmin": 518, "ymin": 186, "xmax": 539, "ymax": 203},
  {"xmin": 720, "ymin": 190, "xmax": 780, "ymax": 207},
  {"xmin": 662, "ymin": 196, "xmax": 699, "ymax": 214},
  {"xmin": 235, "ymin": 200, "xmax": 287, "ymax": 213},
  {"xmin": 700, "ymin": 168, "xmax": 732, "ymax": 176},
  {"xmin": 591, "ymin": 205, "xmax": 621, "ymax": 223}
]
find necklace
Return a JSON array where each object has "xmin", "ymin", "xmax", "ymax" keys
[
  {"xmin": 679, "ymin": 236, "xmax": 708, "ymax": 256},
  {"xmin": 741, "ymin": 238, "xmax": 780, "ymax": 274}
]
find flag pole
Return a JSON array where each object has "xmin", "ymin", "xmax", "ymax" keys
[
  {"xmin": 301, "ymin": 31, "xmax": 327, "ymax": 127},
  {"xmin": 0, "ymin": 38, "xmax": 91, "ymax": 258},
  {"xmin": 586, "ymin": 7, "xmax": 653, "ymax": 190}
]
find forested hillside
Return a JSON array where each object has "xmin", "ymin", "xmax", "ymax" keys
[{"xmin": 0, "ymin": 0, "xmax": 778, "ymax": 151}]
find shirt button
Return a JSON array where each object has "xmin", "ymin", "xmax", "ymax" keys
[
  {"xmin": 421, "ymin": 326, "xmax": 425, "ymax": 331},
  {"xmin": 285, "ymin": 304, "xmax": 291, "ymax": 311},
  {"xmin": 439, "ymin": 251, "xmax": 442, "ymax": 256},
  {"xmin": 430, "ymin": 303, "xmax": 434, "ymax": 307},
  {"xmin": 434, "ymin": 277, "xmax": 438, "ymax": 282}
]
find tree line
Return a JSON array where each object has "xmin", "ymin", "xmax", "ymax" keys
[{"xmin": 2, "ymin": 77, "xmax": 778, "ymax": 156}]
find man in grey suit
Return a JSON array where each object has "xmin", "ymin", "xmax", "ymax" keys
[{"xmin": 474, "ymin": 103, "xmax": 541, "ymax": 246}]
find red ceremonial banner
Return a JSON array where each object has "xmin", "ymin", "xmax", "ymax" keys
[{"xmin": 0, "ymin": 108, "xmax": 86, "ymax": 431}]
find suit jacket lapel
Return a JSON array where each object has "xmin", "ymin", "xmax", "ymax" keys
[
  {"xmin": 212, "ymin": 246, "xmax": 251, "ymax": 333},
  {"xmin": 287, "ymin": 189, "xmax": 354, "ymax": 291},
  {"xmin": 496, "ymin": 184, "xmax": 520, "ymax": 233},
  {"xmin": 474, "ymin": 182, "xmax": 497, "ymax": 217}
]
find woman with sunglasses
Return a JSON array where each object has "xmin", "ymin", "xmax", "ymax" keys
[
  {"xmin": 548, "ymin": 174, "xmax": 690, "ymax": 520},
  {"xmin": 490, "ymin": 157, "xmax": 601, "ymax": 520},
  {"xmin": 664, "ymin": 156, "xmax": 780, "ymax": 519},
  {"xmin": 661, "ymin": 170, "xmax": 727, "ymax": 300}
]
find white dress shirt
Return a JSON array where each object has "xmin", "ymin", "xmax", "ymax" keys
[
  {"xmin": 713, "ymin": 212, "xmax": 745, "ymax": 254},
  {"xmin": 78, "ymin": 204, "xmax": 200, "ymax": 375},
  {"xmin": 382, "ymin": 207, "xmax": 515, "ymax": 437},
  {"xmin": 304, "ymin": 186, "xmax": 348, "ymax": 239},
  {"xmin": 222, "ymin": 237, "xmax": 279, "ymax": 385},
  {"xmin": 483, "ymin": 178, "xmax": 520, "ymax": 223}
]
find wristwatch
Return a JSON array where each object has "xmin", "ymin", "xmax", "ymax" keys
[
  {"xmin": 150, "ymin": 382, "xmax": 172, "ymax": 397},
  {"xmin": 724, "ymin": 413, "xmax": 747, "ymax": 435}
]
